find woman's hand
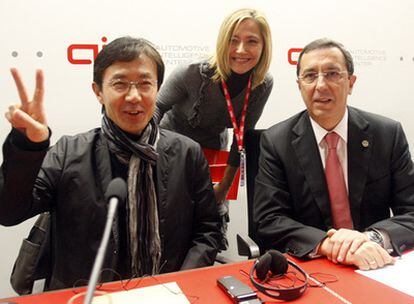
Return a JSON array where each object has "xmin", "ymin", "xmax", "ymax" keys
[{"xmin": 213, "ymin": 182, "xmax": 231, "ymax": 204}]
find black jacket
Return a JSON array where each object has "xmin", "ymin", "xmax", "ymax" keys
[
  {"xmin": 0, "ymin": 128, "xmax": 221, "ymax": 290},
  {"xmin": 254, "ymin": 107, "xmax": 414, "ymax": 258}
]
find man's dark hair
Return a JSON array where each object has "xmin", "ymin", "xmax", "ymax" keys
[
  {"xmin": 93, "ymin": 36, "xmax": 164, "ymax": 89},
  {"xmin": 296, "ymin": 38, "xmax": 354, "ymax": 77}
]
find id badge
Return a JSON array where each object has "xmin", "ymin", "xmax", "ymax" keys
[{"xmin": 239, "ymin": 149, "xmax": 246, "ymax": 187}]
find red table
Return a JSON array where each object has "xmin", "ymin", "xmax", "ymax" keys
[{"xmin": 2, "ymin": 257, "xmax": 414, "ymax": 304}]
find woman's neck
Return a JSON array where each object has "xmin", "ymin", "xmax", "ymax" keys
[{"xmin": 225, "ymin": 70, "xmax": 252, "ymax": 99}]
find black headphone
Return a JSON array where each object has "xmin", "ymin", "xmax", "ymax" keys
[{"xmin": 250, "ymin": 250, "xmax": 308, "ymax": 301}]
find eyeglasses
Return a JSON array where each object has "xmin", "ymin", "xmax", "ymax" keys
[
  {"xmin": 298, "ymin": 71, "xmax": 349, "ymax": 85},
  {"xmin": 106, "ymin": 79, "xmax": 157, "ymax": 94}
]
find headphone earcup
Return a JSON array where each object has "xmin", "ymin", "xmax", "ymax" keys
[
  {"xmin": 267, "ymin": 250, "xmax": 288, "ymax": 275},
  {"xmin": 255, "ymin": 252, "xmax": 272, "ymax": 281},
  {"xmin": 250, "ymin": 250, "xmax": 308, "ymax": 301}
]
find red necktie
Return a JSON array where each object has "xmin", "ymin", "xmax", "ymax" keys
[{"xmin": 325, "ymin": 132, "xmax": 353, "ymax": 229}]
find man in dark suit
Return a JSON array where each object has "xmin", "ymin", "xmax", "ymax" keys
[{"xmin": 254, "ymin": 38, "xmax": 414, "ymax": 270}]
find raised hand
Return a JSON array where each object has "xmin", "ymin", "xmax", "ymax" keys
[{"xmin": 5, "ymin": 68, "xmax": 49, "ymax": 142}]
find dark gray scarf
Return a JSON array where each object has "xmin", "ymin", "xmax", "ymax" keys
[{"xmin": 102, "ymin": 114, "xmax": 161, "ymax": 276}]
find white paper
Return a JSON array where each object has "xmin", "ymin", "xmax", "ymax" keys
[
  {"xmin": 91, "ymin": 281, "xmax": 190, "ymax": 304},
  {"xmin": 356, "ymin": 251, "xmax": 414, "ymax": 298}
]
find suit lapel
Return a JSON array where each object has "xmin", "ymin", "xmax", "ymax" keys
[
  {"xmin": 347, "ymin": 107, "xmax": 372, "ymax": 230},
  {"xmin": 94, "ymin": 133, "xmax": 119, "ymax": 265},
  {"xmin": 95, "ymin": 134, "xmax": 113, "ymax": 198},
  {"xmin": 155, "ymin": 130, "xmax": 172, "ymax": 229},
  {"xmin": 292, "ymin": 113, "xmax": 333, "ymax": 228}
]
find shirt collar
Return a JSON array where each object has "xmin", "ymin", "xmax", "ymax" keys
[{"xmin": 310, "ymin": 108, "xmax": 348, "ymax": 146}]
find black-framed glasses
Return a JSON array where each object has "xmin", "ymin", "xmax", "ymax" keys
[
  {"xmin": 298, "ymin": 71, "xmax": 349, "ymax": 85},
  {"xmin": 106, "ymin": 79, "xmax": 157, "ymax": 94}
]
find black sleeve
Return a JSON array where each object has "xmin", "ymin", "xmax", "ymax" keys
[
  {"xmin": 253, "ymin": 130, "xmax": 326, "ymax": 258},
  {"xmin": 180, "ymin": 143, "xmax": 221, "ymax": 269},
  {"xmin": 368, "ymin": 122, "xmax": 414, "ymax": 255},
  {"xmin": 10, "ymin": 128, "xmax": 50, "ymax": 151},
  {"xmin": 0, "ymin": 129, "xmax": 58, "ymax": 226}
]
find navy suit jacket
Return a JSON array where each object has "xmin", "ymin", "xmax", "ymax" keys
[{"xmin": 254, "ymin": 106, "xmax": 414, "ymax": 258}]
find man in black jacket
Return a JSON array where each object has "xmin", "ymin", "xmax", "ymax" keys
[
  {"xmin": 254, "ymin": 38, "xmax": 414, "ymax": 271},
  {"xmin": 0, "ymin": 36, "xmax": 221, "ymax": 291}
]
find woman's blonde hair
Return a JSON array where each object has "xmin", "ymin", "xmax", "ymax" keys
[{"xmin": 209, "ymin": 8, "xmax": 272, "ymax": 89}]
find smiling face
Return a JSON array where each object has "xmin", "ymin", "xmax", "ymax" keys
[
  {"xmin": 228, "ymin": 18, "xmax": 264, "ymax": 74},
  {"xmin": 92, "ymin": 55, "xmax": 158, "ymax": 135},
  {"xmin": 297, "ymin": 47, "xmax": 356, "ymax": 130}
]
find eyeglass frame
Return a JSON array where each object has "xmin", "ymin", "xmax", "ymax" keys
[
  {"xmin": 105, "ymin": 78, "xmax": 158, "ymax": 94},
  {"xmin": 297, "ymin": 70, "xmax": 349, "ymax": 85}
]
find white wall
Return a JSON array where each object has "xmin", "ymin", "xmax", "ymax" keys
[{"xmin": 1, "ymin": 0, "xmax": 413, "ymax": 297}]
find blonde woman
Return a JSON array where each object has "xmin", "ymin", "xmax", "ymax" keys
[{"xmin": 154, "ymin": 8, "xmax": 273, "ymax": 249}]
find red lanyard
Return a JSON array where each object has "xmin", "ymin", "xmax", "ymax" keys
[
  {"xmin": 221, "ymin": 74, "xmax": 252, "ymax": 187},
  {"xmin": 221, "ymin": 74, "xmax": 252, "ymax": 153}
]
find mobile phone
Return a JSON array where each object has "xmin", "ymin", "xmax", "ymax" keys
[{"xmin": 217, "ymin": 275, "xmax": 260, "ymax": 303}]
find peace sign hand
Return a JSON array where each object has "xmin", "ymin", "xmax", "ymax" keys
[{"xmin": 5, "ymin": 68, "xmax": 49, "ymax": 143}]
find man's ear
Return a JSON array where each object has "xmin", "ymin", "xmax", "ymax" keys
[
  {"xmin": 296, "ymin": 79, "xmax": 301, "ymax": 90},
  {"xmin": 92, "ymin": 82, "xmax": 104, "ymax": 104},
  {"xmin": 348, "ymin": 75, "xmax": 357, "ymax": 95}
]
